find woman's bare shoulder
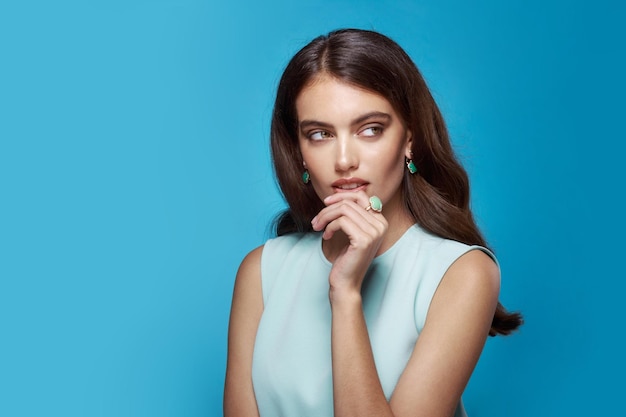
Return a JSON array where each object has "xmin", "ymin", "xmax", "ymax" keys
[
  {"xmin": 237, "ymin": 245, "xmax": 264, "ymax": 279},
  {"xmin": 447, "ymin": 249, "xmax": 500, "ymax": 295}
]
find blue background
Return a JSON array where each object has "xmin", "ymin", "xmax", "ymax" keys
[{"xmin": 1, "ymin": 0, "xmax": 624, "ymax": 416}]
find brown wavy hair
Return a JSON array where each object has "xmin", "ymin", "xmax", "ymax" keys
[{"xmin": 270, "ymin": 28, "xmax": 522, "ymax": 336}]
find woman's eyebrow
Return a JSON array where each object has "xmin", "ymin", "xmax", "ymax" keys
[
  {"xmin": 299, "ymin": 111, "xmax": 391, "ymax": 131},
  {"xmin": 351, "ymin": 111, "xmax": 391, "ymax": 126},
  {"xmin": 299, "ymin": 119, "xmax": 333, "ymax": 130}
]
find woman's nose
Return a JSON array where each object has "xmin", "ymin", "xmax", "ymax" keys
[{"xmin": 334, "ymin": 135, "xmax": 358, "ymax": 173}]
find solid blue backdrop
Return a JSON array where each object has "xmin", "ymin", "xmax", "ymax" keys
[{"xmin": 1, "ymin": 0, "xmax": 624, "ymax": 416}]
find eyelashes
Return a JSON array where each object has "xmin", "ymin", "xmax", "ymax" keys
[
  {"xmin": 308, "ymin": 130, "xmax": 332, "ymax": 141},
  {"xmin": 360, "ymin": 126, "xmax": 383, "ymax": 137},
  {"xmin": 305, "ymin": 125, "xmax": 385, "ymax": 141}
]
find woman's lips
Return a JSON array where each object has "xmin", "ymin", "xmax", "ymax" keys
[{"xmin": 331, "ymin": 178, "xmax": 368, "ymax": 192}]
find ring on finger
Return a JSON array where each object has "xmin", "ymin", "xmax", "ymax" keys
[{"xmin": 365, "ymin": 196, "xmax": 383, "ymax": 213}]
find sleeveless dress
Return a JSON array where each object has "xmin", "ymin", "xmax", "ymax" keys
[{"xmin": 252, "ymin": 224, "xmax": 497, "ymax": 417}]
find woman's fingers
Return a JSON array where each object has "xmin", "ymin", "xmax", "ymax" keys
[
  {"xmin": 311, "ymin": 192, "xmax": 387, "ymax": 242},
  {"xmin": 323, "ymin": 191, "xmax": 373, "ymax": 210},
  {"xmin": 313, "ymin": 192, "xmax": 385, "ymax": 229},
  {"xmin": 313, "ymin": 199, "xmax": 370, "ymax": 231},
  {"xmin": 322, "ymin": 208, "xmax": 378, "ymax": 243}
]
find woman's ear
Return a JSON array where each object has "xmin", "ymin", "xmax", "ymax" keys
[{"xmin": 405, "ymin": 131, "xmax": 413, "ymax": 159}]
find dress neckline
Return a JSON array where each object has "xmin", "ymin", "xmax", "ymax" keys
[{"xmin": 316, "ymin": 224, "xmax": 419, "ymax": 267}]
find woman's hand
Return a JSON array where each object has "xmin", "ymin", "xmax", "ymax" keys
[
  {"xmin": 313, "ymin": 192, "xmax": 393, "ymax": 417},
  {"xmin": 311, "ymin": 191, "xmax": 388, "ymax": 300}
]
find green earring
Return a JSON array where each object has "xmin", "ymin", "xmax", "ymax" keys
[
  {"xmin": 406, "ymin": 159, "xmax": 418, "ymax": 174},
  {"xmin": 302, "ymin": 170, "xmax": 310, "ymax": 184}
]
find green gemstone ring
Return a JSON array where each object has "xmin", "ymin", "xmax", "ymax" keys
[{"xmin": 365, "ymin": 196, "xmax": 383, "ymax": 213}]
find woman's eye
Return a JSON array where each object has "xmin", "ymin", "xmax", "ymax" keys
[
  {"xmin": 309, "ymin": 130, "xmax": 331, "ymax": 141},
  {"xmin": 361, "ymin": 126, "xmax": 383, "ymax": 137}
]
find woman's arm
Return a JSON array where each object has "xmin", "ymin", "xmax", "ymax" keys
[
  {"xmin": 331, "ymin": 248, "xmax": 500, "ymax": 417},
  {"xmin": 223, "ymin": 246, "xmax": 264, "ymax": 417},
  {"xmin": 392, "ymin": 249, "xmax": 499, "ymax": 416}
]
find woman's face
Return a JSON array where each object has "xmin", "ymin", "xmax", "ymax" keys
[{"xmin": 296, "ymin": 75, "xmax": 412, "ymax": 216}]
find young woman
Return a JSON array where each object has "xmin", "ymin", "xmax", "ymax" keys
[{"xmin": 224, "ymin": 28, "xmax": 522, "ymax": 417}]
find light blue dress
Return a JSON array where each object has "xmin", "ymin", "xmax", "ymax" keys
[{"xmin": 252, "ymin": 224, "xmax": 496, "ymax": 417}]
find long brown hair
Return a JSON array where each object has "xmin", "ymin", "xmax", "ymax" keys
[{"xmin": 270, "ymin": 28, "xmax": 521, "ymax": 336}]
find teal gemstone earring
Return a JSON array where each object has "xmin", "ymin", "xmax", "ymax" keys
[
  {"xmin": 302, "ymin": 170, "xmax": 310, "ymax": 184},
  {"xmin": 406, "ymin": 158, "xmax": 418, "ymax": 174}
]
